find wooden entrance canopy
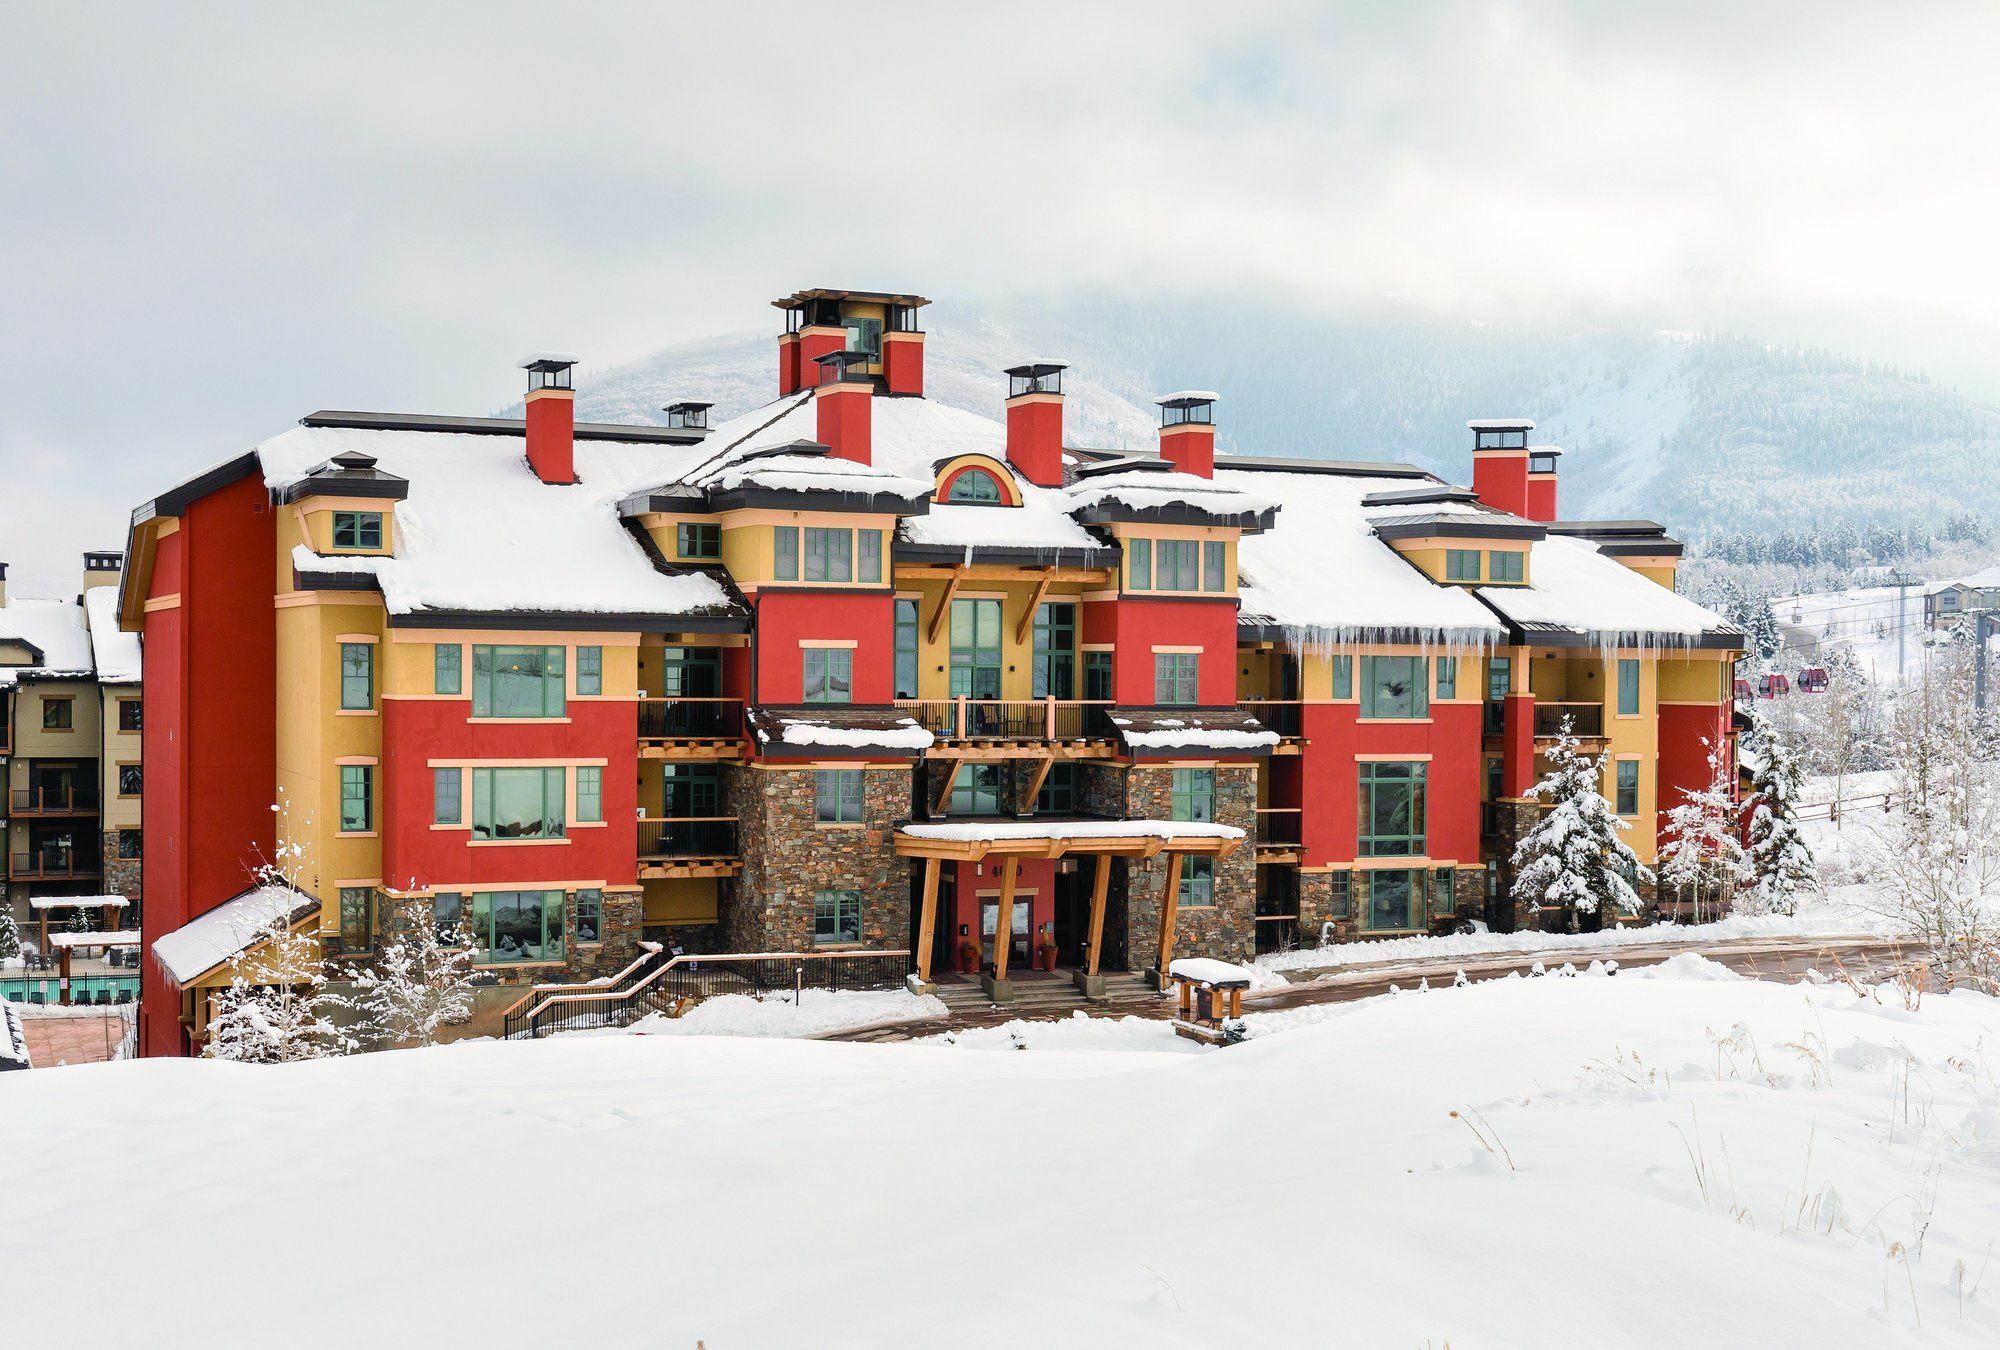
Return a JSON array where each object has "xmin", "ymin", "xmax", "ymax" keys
[{"xmin": 895, "ymin": 821, "xmax": 1245, "ymax": 985}]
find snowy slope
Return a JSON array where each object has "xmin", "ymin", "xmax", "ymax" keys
[{"xmin": 5, "ymin": 974, "xmax": 1999, "ymax": 1347}]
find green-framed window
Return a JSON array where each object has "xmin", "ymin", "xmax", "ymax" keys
[
  {"xmin": 1083, "ymin": 651, "xmax": 1113, "ymax": 701},
  {"xmin": 1032, "ymin": 602, "xmax": 1076, "ymax": 699},
  {"xmin": 1363, "ymin": 867, "xmax": 1424, "ymax": 931},
  {"xmin": 471, "ymin": 766, "xmax": 566, "ymax": 840},
  {"xmin": 432, "ymin": 891, "xmax": 464, "ymax": 944},
  {"xmin": 894, "ymin": 598, "xmax": 921, "ymax": 699},
  {"xmin": 1203, "ymin": 540, "xmax": 1227, "ymax": 591},
  {"xmin": 1036, "ymin": 762, "xmax": 1075, "ymax": 814},
  {"xmin": 814, "ymin": 889, "xmax": 863, "ymax": 946},
  {"xmin": 949, "ymin": 598, "xmax": 1003, "ymax": 700},
  {"xmin": 1358, "ymin": 761, "xmax": 1426, "ymax": 856},
  {"xmin": 471, "ymin": 645, "xmax": 565, "ymax": 717},
  {"xmin": 677, "ymin": 522, "xmax": 721, "ymax": 559},
  {"xmin": 1332, "ymin": 654, "xmax": 1353, "ymax": 700},
  {"xmin": 1179, "ymin": 856, "xmax": 1215, "ymax": 907},
  {"xmin": 1488, "ymin": 550, "xmax": 1525, "ymax": 584},
  {"xmin": 338, "ymin": 887, "xmax": 374, "ymax": 952},
  {"xmin": 1617, "ymin": 658, "xmax": 1640, "ymax": 715},
  {"xmin": 433, "ymin": 767, "xmax": 462, "ymax": 825},
  {"xmin": 1431, "ymin": 868, "xmax": 1457, "ymax": 917},
  {"xmin": 576, "ymin": 766, "xmax": 603, "ymax": 824},
  {"xmin": 1615, "ymin": 759, "xmax": 1640, "ymax": 815},
  {"xmin": 948, "ymin": 469, "xmax": 1002, "ymax": 503},
  {"xmin": 1485, "ymin": 656, "xmax": 1511, "ymax": 734},
  {"xmin": 1128, "ymin": 538, "xmax": 1152, "ymax": 591},
  {"xmin": 1171, "ymin": 767, "xmax": 1215, "ymax": 822},
  {"xmin": 472, "ymin": 890, "xmax": 564, "ymax": 964},
  {"xmin": 858, "ymin": 530, "xmax": 882, "ymax": 584},
  {"xmin": 434, "ymin": 643, "xmax": 462, "ymax": 695},
  {"xmin": 803, "ymin": 648, "xmax": 853, "ymax": 703},
  {"xmin": 1154, "ymin": 540, "xmax": 1199, "ymax": 591},
  {"xmin": 339, "ymin": 764, "xmax": 372, "ymax": 833},
  {"xmin": 340, "ymin": 643, "xmax": 374, "ymax": 710},
  {"xmin": 576, "ymin": 645, "xmax": 603, "ymax": 696},
  {"xmin": 951, "ymin": 762, "xmax": 1004, "ymax": 815},
  {"xmin": 1155, "ymin": 652, "xmax": 1199, "ymax": 705},
  {"xmin": 574, "ymin": 889, "xmax": 603, "ymax": 943},
  {"xmin": 331, "ymin": 511, "xmax": 382, "ymax": 550},
  {"xmin": 773, "ymin": 526, "xmax": 800, "ymax": 580},
  {"xmin": 1360, "ymin": 655, "xmax": 1428, "ymax": 719},
  {"xmin": 815, "ymin": 769, "xmax": 864, "ymax": 823},
  {"xmin": 803, "ymin": 527, "xmax": 853, "ymax": 582},
  {"xmin": 1445, "ymin": 549, "xmax": 1481, "ymax": 582},
  {"xmin": 1436, "ymin": 656, "xmax": 1458, "ymax": 700},
  {"xmin": 1327, "ymin": 870, "xmax": 1352, "ymax": 920}
]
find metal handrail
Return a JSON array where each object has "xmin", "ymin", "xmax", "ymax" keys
[
  {"xmin": 1237, "ymin": 698, "xmax": 1303, "ymax": 737},
  {"xmin": 893, "ymin": 697, "xmax": 1115, "ymax": 741},
  {"xmin": 637, "ymin": 697, "xmax": 744, "ymax": 740},
  {"xmin": 636, "ymin": 816, "xmax": 739, "ymax": 858},
  {"xmin": 497, "ymin": 941, "xmax": 664, "ymax": 1021}
]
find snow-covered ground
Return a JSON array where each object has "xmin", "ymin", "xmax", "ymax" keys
[
  {"xmin": 619, "ymin": 987, "xmax": 945, "ymax": 1038},
  {"xmin": 1772, "ymin": 584, "xmax": 1925, "ymax": 681},
  {"xmin": 5, "ymin": 966, "xmax": 1998, "ymax": 1347}
]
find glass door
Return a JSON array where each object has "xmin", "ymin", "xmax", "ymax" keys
[
  {"xmin": 950, "ymin": 599, "xmax": 1003, "ymax": 733},
  {"xmin": 980, "ymin": 897, "xmax": 1033, "ymax": 969}
]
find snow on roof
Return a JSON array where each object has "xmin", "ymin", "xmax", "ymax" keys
[
  {"xmin": 0, "ymin": 596, "xmax": 95, "ymax": 687},
  {"xmin": 28, "ymin": 895, "xmax": 128, "ymax": 910},
  {"xmin": 898, "ymin": 819, "xmax": 1245, "ymax": 843},
  {"xmin": 773, "ymin": 717, "xmax": 934, "ymax": 750},
  {"xmin": 47, "ymin": 930, "xmax": 140, "ymax": 949},
  {"xmin": 518, "ymin": 351, "xmax": 581, "ymax": 367},
  {"xmin": 1217, "ymin": 466, "xmax": 1505, "ymax": 645},
  {"xmin": 1930, "ymin": 564, "xmax": 2000, "ymax": 594},
  {"xmin": 151, "ymin": 885, "xmax": 318, "ymax": 986},
  {"xmin": 1156, "ymin": 390, "xmax": 1219, "ymax": 404},
  {"xmin": 1064, "ymin": 470, "xmax": 1277, "ymax": 519},
  {"xmin": 693, "ymin": 451, "xmax": 928, "ymax": 499},
  {"xmin": 1476, "ymin": 534, "xmax": 1736, "ymax": 642},
  {"xmin": 1119, "ymin": 726, "xmax": 1279, "ymax": 750},
  {"xmin": 258, "ymin": 425, "xmax": 731, "ymax": 619},
  {"xmin": 1467, "ymin": 418, "xmax": 1535, "ymax": 429},
  {"xmin": 83, "ymin": 586, "xmax": 141, "ymax": 683},
  {"xmin": 1167, "ymin": 957, "xmax": 1255, "ymax": 986}
]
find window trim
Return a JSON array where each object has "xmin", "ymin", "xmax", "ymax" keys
[
  {"xmin": 1154, "ymin": 651, "xmax": 1199, "ymax": 705},
  {"xmin": 339, "ymin": 764, "xmax": 373, "ymax": 834},
  {"xmin": 1360, "ymin": 866, "xmax": 1427, "ymax": 933},
  {"xmin": 1616, "ymin": 658, "xmax": 1641, "ymax": 716},
  {"xmin": 676, "ymin": 521, "xmax": 721, "ymax": 560},
  {"xmin": 434, "ymin": 643, "xmax": 462, "ymax": 696},
  {"xmin": 1358, "ymin": 761, "xmax": 1428, "ymax": 858},
  {"xmin": 433, "ymin": 766, "xmax": 463, "ymax": 826},
  {"xmin": 1444, "ymin": 549, "xmax": 1481, "ymax": 582},
  {"xmin": 815, "ymin": 768, "xmax": 865, "ymax": 824},
  {"xmin": 330, "ymin": 510, "xmax": 384, "ymax": 552},
  {"xmin": 803, "ymin": 646, "xmax": 855, "ymax": 703},
  {"xmin": 813, "ymin": 888, "xmax": 864, "ymax": 947},
  {"xmin": 1360, "ymin": 655, "xmax": 1429, "ymax": 721},
  {"xmin": 576, "ymin": 645, "xmax": 603, "ymax": 697}
]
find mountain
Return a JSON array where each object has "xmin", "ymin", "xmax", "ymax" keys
[{"xmin": 556, "ymin": 296, "xmax": 2000, "ymax": 547}]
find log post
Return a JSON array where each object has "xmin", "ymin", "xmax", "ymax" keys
[
  {"xmin": 1155, "ymin": 851, "xmax": 1185, "ymax": 981},
  {"xmin": 915, "ymin": 856, "xmax": 942, "ymax": 984},
  {"xmin": 1085, "ymin": 852, "xmax": 1111, "ymax": 977},
  {"xmin": 992, "ymin": 856, "xmax": 1021, "ymax": 982}
]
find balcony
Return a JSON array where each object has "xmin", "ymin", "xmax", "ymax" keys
[
  {"xmin": 10, "ymin": 785, "xmax": 100, "ymax": 816},
  {"xmin": 637, "ymin": 698, "xmax": 746, "ymax": 760},
  {"xmin": 1532, "ymin": 701, "xmax": 1605, "ymax": 739},
  {"xmin": 895, "ymin": 698, "xmax": 1118, "ymax": 756},
  {"xmin": 1253, "ymin": 806, "xmax": 1303, "ymax": 862},
  {"xmin": 1238, "ymin": 698, "xmax": 1304, "ymax": 750},
  {"xmin": 10, "ymin": 850, "xmax": 102, "ymax": 881},
  {"xmin": 637, "ymin": 816, "xmax": 741, "ymax": 879}
]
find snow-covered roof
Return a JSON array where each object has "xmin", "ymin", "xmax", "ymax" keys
[
  {"xmin": 1467, "ymin": 418, "xmax": 1535, "ymax": 430},
  {"xmin": 1218, "ymin": 466, "xmax": 1505, "ymax": 646},
  {"xmin": 258, "ymin": 424, "xmax": 733, "ymax": 619},
  {"xmin": 0, "ymin": 596, "xmax": 95, "ymax": 687},
  {"xmin": 898, "ymin": 819, "xmax": 1245, "ymax": 843},
  {"xmin": 1064, "ymin": 469, "xmax": 1277, "ymax": 521},
  {"xmin": 1475, "ymin": 535, "xmax": 1739, "ymax": 645},
  {"xmin": 1157, "ymin": 390, "xmax": 1220, "ymax": 404},
  {"xmin": 767, "ymin": 716, "xmax": 934, "ymax": 751},
  {"xmin": 83, "ymin": 586, "xmax": 141, "ymax": 683},
  {"xmin": 28, "ymin": 895, "xmax": 128, "ymax": 910},
  {"xmin": 46, "ymin": 930, "xmax": 140, "ymax": 949},
  {"xmin": 151, "ymin": 885, "xmax": 318, "ymax": 986},
  {"xmin": 1167, "ymin": 956, "xmax": 1255, "ymax": 986},
  {"xmin": 1928, "ymin": 564, "xmax": 2000, "ymax": 595}
]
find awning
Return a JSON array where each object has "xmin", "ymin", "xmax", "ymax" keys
[{"xmin": 151, "ymin": 884, "xmax": 319, "ymax": 987}]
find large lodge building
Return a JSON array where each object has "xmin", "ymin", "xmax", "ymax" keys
[{"xmin": 119, "ymin": 287, "xmax": 1744, "ymax": 1057}]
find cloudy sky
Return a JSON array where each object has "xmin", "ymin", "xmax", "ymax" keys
[{"xmin": 3, "ymin": 1, "xmax": 1997, "ymax": 595}]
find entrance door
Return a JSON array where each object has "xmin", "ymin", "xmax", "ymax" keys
[
  {"xmin": 980, "ymin": 897, "xmax": 1032, "ymax": 970},
  {"xmin": 31, "ymin": 762, "xmax": 77, "ymax": 809},
  {"xmin": 1052, "ymin": 867, "xmax": 1087, "ymax": 967},
  {"xmin": 950, "ymin": 600, "xmax": 1003, "ymax": 734}
]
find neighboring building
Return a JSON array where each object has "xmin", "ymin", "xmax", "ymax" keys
[
  {"xmin": 1, "ymin": 553, "xmax": 143, "ymax": 941},
  {"xmin": 1924, "ymin": 565, "xmax": 2000, "ymax": 628},
  {"xmin": 118, "ymin": 287, "xmax": 1743, "ymax": 1058}
]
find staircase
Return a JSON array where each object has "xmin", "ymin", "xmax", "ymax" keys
[{"xmin": 926, "ymin": 971, "xmax": 1165, "ymax": 1026}]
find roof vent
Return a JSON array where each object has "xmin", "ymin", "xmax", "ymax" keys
[{"xmin": 330, "ymin": 450, "xmax": 379, "ymax": 471}]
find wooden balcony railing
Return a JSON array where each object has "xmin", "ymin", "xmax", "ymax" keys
[
  {"xmin": 1533, "ymin": 702, "xmax": 1604, "ymax": 737},
  {"xmin": 1238, "ymin": 698, "xmax": 1302, "ymax": 737},
  {"xmin": 637, "ymin": 816, "xmax": 739, "ymax": 860},
  {"xmin": 894, "ymin": 698, "xmax": 1115, "ymax": 743},
  {"xmin": 637, "ymin": 697, "xmax": 744, "ymax": 741},
  {"xmin": 11, "ymin": 852, "xmax": 102, "ymax": 881},
  {"xmin": 1254, "ymin": 806, "xmax": 1303, "ymax": 846},
  {"xmin": 10, "ymin": 785, "xmax": 101, "ymax": 815}
]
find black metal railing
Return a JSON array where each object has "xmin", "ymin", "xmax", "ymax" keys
[
  {"xmin": 11, "ymin": 785, "xmax": 101, "ymax": 814},
  {"xmin": 1533, "ymin": 702, "xmax": 1604, "ymax": 737},
  {"xmin": 1239, "ymin": 699, "xmax": 1302, "ymax": 737},
  {"xmin": 895, "ymin": 698, "xmax": 1116, "ymax": 743},
  {"xmin": 502, "ymin": 949, "xmax": 911, "ymax": 1040},
  {"xmin": 637, "ymin": 697, "xmax": 743, "ymax": 740},
  {"xmin": 637, "ymin": 817, "xmax": 739, "ymax": 859},
  {"xmin": 1255, "ymin": 807, "xmax": 1303, "ymax": 846}
]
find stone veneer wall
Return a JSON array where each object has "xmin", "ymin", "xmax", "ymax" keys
[
  {"xmin": 729, "ymin": 764, "xmax": 912, "ymax": 953},
  {"xmin": 1121, "ymin": 764, "xmax": 1258, "ymax": 969},
  {"xmin": 102, "ymin": 829, "xmax": 142, "ymax": 918}
]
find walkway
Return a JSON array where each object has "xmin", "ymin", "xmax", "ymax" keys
[
  {"xmin": 830, "ymin": 934, "xmax": 1914, "ymax": 1042},
  {"xmin": 17, "ymin": 1012, "xmax": 132, "ymax": 1067}
]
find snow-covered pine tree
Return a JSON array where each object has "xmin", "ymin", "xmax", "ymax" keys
[
  {"xmin": 1510, "ymin": 723, "xmax": 1653, "ymax": 925},
  {"xmin": 1657, "ymin": 738, "xmax": 1745, "ymax": 923},
  {"xmin": 0, "ymin": 904, "xmax": 20, "ymax": 964},
  {"xmin": 1740, "ymin": 705, "xmax": 1817, "ymax": 916},
  {"xmin": 350, "ymin": 895, "xmax": 479, "ymax": 1049}
]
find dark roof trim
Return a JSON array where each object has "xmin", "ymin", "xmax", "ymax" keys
[
  {"xmin": 300, "ymin": 410, "xmax": 708, "ymax": 446},
  {"xmin": 1371, "ymin": 517, "xmax": 1548, "ymax": 543},
  {"xmin": 1546, "ymin": 519, "xmax": 1671, "ymax": 538},
  {"xmin": 136, "ymin": 450, "xmax": 263, "ymax": 523},
  {"xmin": 1509, "ymin": 626, "xmax": 1744, "ymax": 651},
  {"xmin": 1590, "ymin": 540, "xmax": 1685, "ymax": 559},
  {"xmin": 0, "ymin": 636, "xmax": 48, "ymax": 663},
  {"xmin": 893, "ymin": 541, "xmax": 1121, "ymax": 568},
  {"xmin": 707, "ymin": 484, "xmax": 928, "ymax": 516},
  {"xmin": 273, "ymin": 474, "xmax": 411, "ymax": 506},
  {"xmin": 1213, "ymin": 454, "xmax": 1437, "ymax": 480},
  {"xmin": 1362, "ymin": 484, "xmax": 1480, "ymax": 508},
  {"xmin": 387, "ymin": 609, "xmax": 750, "ymax": 635},
  {"xmin": 1070, "ymin": 502, "xmax": 1278, "ymax": 532},
  {"xmin": 293, "ymin": 566, "xmax": 383, "ymax": 594}
]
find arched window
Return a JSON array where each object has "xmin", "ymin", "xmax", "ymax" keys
[{"xmin": 947, "ymin": 469, "xmax": 1004, "ymax": 504}]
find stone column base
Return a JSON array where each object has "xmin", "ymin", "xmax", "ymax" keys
[
  {"xmin": 1072, "ymin": 970, "xmax": 1106, "ymax": 1000},
  {"xmin": 1145, "ymin": 967, "xmax": 1172, "ymax": 993},
  {"xmin": 980, "ymin": 974, "xmax": 1015, "ymax": 1003}
]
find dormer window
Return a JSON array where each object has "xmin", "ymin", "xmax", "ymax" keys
[
  {"xmin": 947, "ymin": 469, "xmax": 1004, "ymax": 504},
  {"xmin": 1474, "ymin": 428, "xmax": 1527, "ymax": 450},
  {"xmin": 332, "ymin": 511, "xmax": 383, "ymax": 551},
  {"xmin": 1528, "ymin": 451, "xmax": 1560, "ymax": 474},
  {"xmin": 664, "ymin": 401, "xmax": 712, "ymax": 431},
  {"xmin": 1161, "ymin": 400, "xmax": 1214, "ymax": 427}
]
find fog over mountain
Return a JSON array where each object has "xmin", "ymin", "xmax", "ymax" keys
[{"xmin": 565, "ymin": 295, "xmax": 2000, "ymax": 546}]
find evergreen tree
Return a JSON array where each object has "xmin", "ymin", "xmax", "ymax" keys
[
  {"xmin": 0, "ymin": 905, "xmax": 20, "ymax": 964},
  {"xmin": 1510, "ymin": 724, "xmax": 1653, "ymax": 923},
  {"xmin": 1741, "ymin": 706, "xmax": 1818, "ymax": 915}
]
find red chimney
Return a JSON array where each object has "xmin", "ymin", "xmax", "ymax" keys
[
  {"xmin": 1003, "ymin": 362, "xmax": 1066, "ymax": 487},
  {"xmin": 882, "ymin": 304, "xmax": 926, "ymax": 397},
  {"xmin": 1525, "ymin": 444, "xmax": 1561, "ymax": 523},
  {"xmin": 1468, "ymin": 419, "xmax": 1535, "ymax": 518},
  {"xmin": 814, "ymin": 350, "xmax": 873, "ymax": 464},
  {"xmin": 1156, "ymin": 392, "xmax": 1217, "ymax": 478},
  {"xmin": 520, "ymin": 354, "xmax": 578, "ymax": 485}
]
